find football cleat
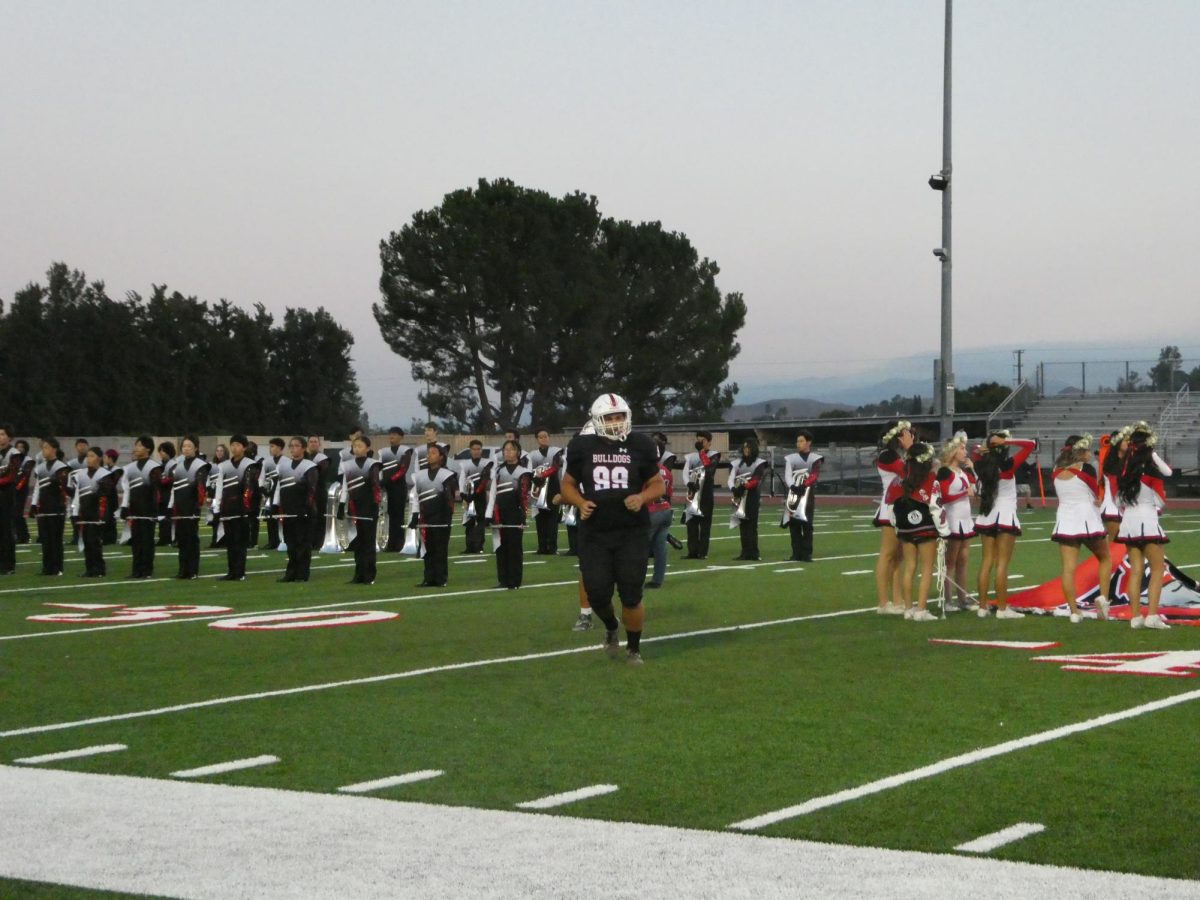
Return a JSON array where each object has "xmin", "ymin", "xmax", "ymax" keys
[
  {"xmin": 572, "ymin": 613, "xmax": 593, "ymax": 632},
  {"xmin": 604, "ymin": 630, "xmax": 622, "ymax": 658},
  {"xmin": 626, "ymin": 650, "xmax": 644, "ymax": 666}
]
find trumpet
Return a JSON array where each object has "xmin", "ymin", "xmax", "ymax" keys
[
  {"xmin": 685, "ymin": 467, "xmax": 706, "ymax": 518},
  {"xmin": 729, "ymin": 472, "xmax": 752, "ymax": 527}
]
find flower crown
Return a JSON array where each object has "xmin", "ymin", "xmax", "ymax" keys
[
  {"xmin": 943, "ymin": 431, "xmax": 968, "ymax": 454},
  {"xmin": 911, "ymin": 443, "xmax": 935, "ymax": 464},
  {"xmin": 1065, "ymin": 433, "xmax": 1093, "ymax": 451},
  {"xmin": 881, "ymin": 420, "xmax": 911, "ymax": 445},
  {"xmin": 1128, "ymin": 422, "xmax": 1158, "ymax": 448}
]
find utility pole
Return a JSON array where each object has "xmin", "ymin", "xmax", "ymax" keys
[
  {"xmin": 929, "ymin": 0, "xmax": 954, "ymax": 441},
  {"xmin": 1015, "ymin": 348, "xmax": 1024, "ymax": 386}
]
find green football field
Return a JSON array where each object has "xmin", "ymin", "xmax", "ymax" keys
[{"xmin": 2, "ymin": 504, "xmax": 1199, "ymax": 895}]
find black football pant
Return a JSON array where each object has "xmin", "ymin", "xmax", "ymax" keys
[
  {"xmin": 422, "ymin": 526, "xmax": 449, "ymax": 585},
  {"xmin": 578, "ymin": 524, "xmax": 649, "ymax": 613},
  {"xmin": 39, "ymin": 514, "xmax": 65, "ymax": 574},
  {"xmin": 223, "ymin": 516, "xmax": 248, "ymax": 578},
  {"xmin": 495, "ymin": 528, "xmax": 524, "ymax": 588},
  {"xmin": 353, "ymin": 519, "xmax": 377, "ymax": 583},
  {"xmin": 282, "ymin": 516, "xmax": 312, "ymax": 580},
  {"xmin": 176, "ymin": 518, "xmax": 201, "ymax": 578},
  {"xmin": 129, "ymin": 519, "xmax": 156, "ymax": 577}
]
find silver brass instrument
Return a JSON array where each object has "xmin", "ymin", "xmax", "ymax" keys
[
  {"xmin": 376, "ymin": 492, "xmax": 389, "ymax": 550},
  {"xmin": 531, "ymin": 464, "xmax": 553, "ymax": 510},
  {"xmin": 785, "ymin": 471, "xmax": 811, "ymax": 524},
  {"xmin": 685, "ymin": 467, "xmax": 706, "ymax": 518},
  {"xmin": 729, "ymin": 472, "xmax": 752, "ymax": 527},
  {"xmin": 561, "ymin": 502, "xmax": 577, "ymax": 527},
  {"xmin": 461, "ymin": 473, "xmax": 479, "ymax": 525},
  {"xmin": 401, "ymin": 521, "xmax": 420, "ymax": 555},
  {"xmin": 320, "ymin": 482, "xmax": 347, "ymax": 553}
]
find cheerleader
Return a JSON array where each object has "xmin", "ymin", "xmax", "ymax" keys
[
  {"xmin": 891, "ymin": 443, "xmax": 946, "ymax": 621},
  {"xmin": 1097, "ymin": 426, "xmax": 1130, "ymax": 543},
  {"xmin": 936, "ymin": 432, "xmax": 977, "ymax": 611},
  {"xmin": 974, "ymin": 430, "xmax": 1036, "ymax": 619},
  {"xmin": 1051, "ymin": 434, "xmax": 1112, "ymax": 623},
  {"xmin": 873, "ymin": 421, "xmax": 914, "ymax": 614},
  {"xmin": 1115, "ymin": 424, "xmax": 1173, "ymax": 629}
]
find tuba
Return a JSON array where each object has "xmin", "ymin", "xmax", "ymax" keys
[
  {"xmin": 784, "ymin": 471, "xmax": 811, "ymax": 524},
  {"xmin": 685, "ymin": 466, "xmax": 706, "ymax": 518},
  {"xmin": 320, "ymin": 482, "xmax": 348, "ymax": 553},
  {"xmin": 729, "ymin": 472, "xmax": 752, "ymax": 528}
]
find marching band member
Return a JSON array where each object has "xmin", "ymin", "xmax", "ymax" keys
[
  {"xmin": 682, "ymin": 431, "xmax": 722, "ymax": 559},
  {"xmin": 273, "ymin": 436, "xmax": 318, "ymax": 582},
  {"xmin": 306, "ymin": 435, "xmax": 332, "ymax": 551},
  {"xmin": 0, "ymin": 425, "xmax": 22, "ymax": 573},
  {"xmin": 1116, "ymin": 424, "xmax": 1174, "ymax": 629},
  {"xmin": 155, "ymin": 442, "xmax": 177, "ymax": 546},
  {"xmin": 873, "ymin": 421, "xmax": 914, "ymax": 614},
  {"xmin": 118, "ymin": 436, "xmax": 162, "ymax": 578},
  {"xmin": 260, "ymin": 438, "xmax": 285, "ymax": 550},
  {"xmin": 458, "ymin": 439, "xmax": 490, "ymax": 553},
  {"xmin": 413, "ymin": 443, "xmax": 457, "ymax": 587},
  {"xmin": 527, "ymin": 428, "xmax": 564, "ymax": 555},
  {"xmin": 68, "ymin": 437, "xmax": 88, "ymax": 547},
  {"xmin": 728, "ymin": 439, "xmax": 767, "ymax": 561},
  {"xmin": 244, "ymin": 441, "xmax": 265, "ymax": 549},
  {"xmin": 212, "ymin": 434, "xmax": 256, "ymax": 581},
  {"xmin": 30, "ymin": 437, "xmax": 71, "ymax": 576},
  {"xmin": 491, "ymin": 439, "xmax": 531, "ymax": 589},
  {"xmin": 650, "ymin": 432, "xmax": 684, "ymax": 553},
  {"xmin": 102, "ymin": 448, "xmax": 120, "ymax": 544},
  {"xmin": 936, "ymin": 432, "xmax": 977, "ymax": 611},
  {"xmin": 413, "ymin": 423, "xmax": 452, "ymax": 477},
  {"xmin": 207, "ymin": 443, "xmax": 228, "ymax": 547},
  {"xmin": 379, "ymin": 427, "xmax": 413, "ymax": 551},
  {"xmin": 342, "ymin": 434, "xmax": 382, "ymax": 584},
  {"xmin": 891, "ymin": 442, "xmax": 946, "ymax": 621},
  {"xmin": 1051, "ymin": 434, "xmax": 1111, "ymax": 623},
  {"xmin": 1098, "ymin": 426, "xmax": 1130, "ymax": 543},
  {"xmin": 646, "ymin": 448, "xmax": 675, "ymax": 588},
  {"xmin": 72, "ymin": 446, "xmax": 114, "ymax": 577},
  {"xmin": 170, "ymin": 436, "xmax": 209, "ymax": 579},
  {"xmin": 974, "ymin": 430, "xmax": 1036, "ymax": 619},
  {"xmin": 781, "ymin": 430, "xmax": 822, "ymax": 562},
  {"xmin": 13, "ymin": 439, "xmax": 33, "ymax": 544}
]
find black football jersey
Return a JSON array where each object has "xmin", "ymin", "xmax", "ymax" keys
[{"xmin": 565, "ymin": 431, "xmax": 659, "ymax": 531}]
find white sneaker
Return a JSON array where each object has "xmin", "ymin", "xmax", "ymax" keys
[
  {"xmin": 1130, "ymin": 616, "xmax": 1144, "ymax": 629},
  {"xmin": 1069, "ymin": 613, "xmax": 1083, "ymax": 624},
  {"xmin": 879, "ymin": 602, "xmax": 905, "ymax": 616},
  {"xmin": 903, "ymin": 606, "xmax": 915, "ymax": 620},
  {"xmin": 977, "ymin": 607, "xmax": 990, "ymax": 618},
  {"xmin": 910, "ymin": 609, "xmax": 938, "ymax": 622},
  {"xmin": 1143, "ymin": 614, "xmax": 1171, "ymax": 630},
  {"xmin": 995, "ymin": 607, "xmax": 1024, "ymax": 620},
  {"xmin": 961, "ymin": 598, "xmax": 979, "ymax": 611},
  {"xmin": 1095, "ymin": 598, "xmax": 1110, "ymax": 621}
]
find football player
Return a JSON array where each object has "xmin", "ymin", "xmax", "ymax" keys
[{"xmin": 560, "ymin": 393, "xmax": 664, "ymax": 665}]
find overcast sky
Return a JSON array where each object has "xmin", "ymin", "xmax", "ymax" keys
[{"xmin": 3, "ymin": 1, "xmax": 1197, "ymax": 425}]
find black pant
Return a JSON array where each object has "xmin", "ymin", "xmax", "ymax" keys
[
  {"xmin": 310, "ymin": 495, "xmax": 328, "ymax": 550},
  {"xmin": 464, "ymin": 515, "xmax": 486, "ymax": 553},
  {"xmin": 223, "ymin": 516, "xmax": 248, "ymax": 578},
  {"xmin": 565, "ymin": 523, "xmax": 578, "ymax": 555},
  {"xmin": 787, "ymin": 493, "xmax": 815, "ymax": 560},
  {"xmin": 157, "ymin": 516, "xmax": 173, "ymax": 546},
  {"xmin": 534, "ymin": 508, "xmax": 559, "ymax": 554},
  {"xmin": 39, "ymin": 514, "xmax": 65, "ymax": 574},
  {"xmin": 14, "ymin": 502, "xmax": 29, "ymax": 543},
  {"xmin": 129, "ymin": 518, "xmax": 156, "ymax": 577},
  {"xmin": 0, "ymin": 495, "xmax": 14, "ymax": 572},
  {"xmin": 495, "ymin": 526, "xmax": 524, "ymax": 587},
  {"xmin": 82, "ymin": 522, "xmax": 106, "ymax": 576},
  {"xmin": 282, "ymin": 516, "xmax": 312, "ymax": 580},
  {"xmin": 423, "ymin": 525, "xmax": 449, "ymax": 585},
  {"xmin": 266, "ymin": 514, "xmax": 280, "ymax": 550},
  {"xmin": 248, "ymin": 504, "xmax": 261, "ymax": 547},
  {"xmin": 176, "ymin": 518, "xmax": 201, "ymax": 577},
  {"xmin": 685, "ymin": 498, "xmax": 714, "ymax": 558},
  {"xmin": 578, "ymin": 523, "xmax": 649, "ymax": 612},
  {"xmin": 353, "ymin": 518, "xmax": 377, "ymax": 583},
  {"xmin": 383, "ymin": 488, "xmax": 407, "ymax": 551}
]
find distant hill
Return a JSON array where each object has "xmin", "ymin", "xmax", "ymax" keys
[{"xmin": 723, "ymin": 397, "xmax": 854, "ymax": 423}]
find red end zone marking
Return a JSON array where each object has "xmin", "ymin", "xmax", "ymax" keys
[
  {"xmin": 929, "ymin": 639, "xmax": 1062, "ymax": 651},
  {"xmin": 1033, "ymin": 650, "xmax": 1200, "ymax": 678},
  {"xmin": 28, "ymin": 604, "xmax": 234, "ymax": 624},
  {"xmin": 209, "ymin": 611, "xmax": 400, "ymax": 631}
]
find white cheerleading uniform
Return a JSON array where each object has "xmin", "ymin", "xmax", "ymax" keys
[
  {"xmin": 974, "ymin": 439, "xmax": 1036, "ymax": 537},
  {"xmin": 936, "ymin": 466, "xmax": 976, "ymax": 540},
  {"xmin": 873, "ymin": 450, "xmax": 906, "ymax": 527},
  {"xmin": 1098, "ymin": 470, "xmax": 1122, "ymax": 522},
  {"xmin": 1116, "ymin": 452, "xmax": 1172, "ymax": 546},
  {"xmin": 1051, "ymin": 464, "xmax": 1105, "ymax": 543}
]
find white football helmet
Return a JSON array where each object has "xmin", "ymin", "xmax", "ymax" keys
[
  {"xmin": 579, "ymin": 419, "xmax": 596, "ymax": 436},
  {"xmin": 590, "ymin": 393, "xmax": 632, "ymax": 442}
]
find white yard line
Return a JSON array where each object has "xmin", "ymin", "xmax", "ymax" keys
[
  {"xmin": 729, "ymin": 688, "xmax": 1200, "ymax": 831},
  {"xmin": 171, "ymin": 755, "xmax": 279, "ymax": 779},
  {"xmin": 956, "ymin": 822, "xmax": 1046, "ymax": 854},
  {"xmin": 516, "ymin": 783, "xmax": 618, "ymax": 810},
  {"xmin": 12, "ymin": 743, "xmax": 127, "ymax": 765},
  {"xmin": 338, "ymin": 770, "xmax": 444, "ymax": 793},
  {"xmin": 775, "ymin": 567, "xmax": 805, "ymax": 573},
  {"xmin": 1, "ymin": 766, "xmax": 1193, "ymax": 900},
  {"xmin": 0, "ymin": 607, "xmax": 873, "ymax": 739},
  {"xmin": 841, "ymin": 569, "xmax": 872, "ymax": 575}
]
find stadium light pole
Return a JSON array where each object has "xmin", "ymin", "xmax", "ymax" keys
[{"xmin": 929, "ymin": 0, "xmax": 954, "ymax": 441}]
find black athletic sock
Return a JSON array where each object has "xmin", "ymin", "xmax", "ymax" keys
[
  {"xmin": 596, "ymin": 608, "xmax": 620, "ymax": 632},
  {"xmin": 626, "ymin": 630, "xmax": 641, "ymax": 652}
]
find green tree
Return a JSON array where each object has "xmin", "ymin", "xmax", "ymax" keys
[
  {"xmin": 375, "ymin": 178, "xmax": 745, "ymax": 431},
  {"xmin": 1147, "ymin": 345, "xmax": 1183, "ymax": 391},
  {"xmin": 953, "ymin": 381, "xmax": 1010, "ymax": 413}
]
